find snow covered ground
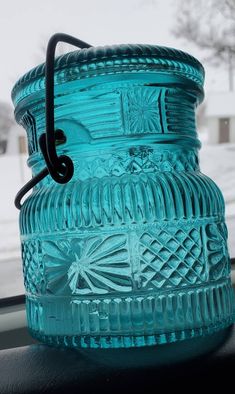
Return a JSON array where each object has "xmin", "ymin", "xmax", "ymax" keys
[
  {"xmin": 200, "ymin": 141, "xmax": 235, "ymax": 257},
  {"xmin": 0, "ymin": 142, "xmax": 234, "ymax": 297}
]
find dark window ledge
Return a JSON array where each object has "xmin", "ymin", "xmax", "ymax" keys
[{"xmin": 0, "ymin": 325, "xmax": 235, "ymax": 393}]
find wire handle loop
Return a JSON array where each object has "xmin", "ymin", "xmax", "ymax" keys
[{"xmin": 15, "ymin": 33, "xmax": 92, "ymax": 209}]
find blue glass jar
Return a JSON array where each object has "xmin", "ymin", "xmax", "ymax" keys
[{"xmin": 12, "ymin": 44, "xmax": 234, "ymax": 355}]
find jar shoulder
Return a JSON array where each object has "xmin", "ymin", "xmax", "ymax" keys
[{"xmin": 20, "ymin": 170, "xmax": 225, "ymax": 235}]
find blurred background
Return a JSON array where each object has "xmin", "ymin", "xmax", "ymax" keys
[{"xmin": 0, "ymin": 0, "xmax": 234, "ymax": 297}]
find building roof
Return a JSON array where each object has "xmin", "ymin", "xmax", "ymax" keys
[{"xmin": 206, "ymin": 92, "xmax": 235, "ymax": 117}]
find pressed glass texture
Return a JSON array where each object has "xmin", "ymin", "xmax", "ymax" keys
[{"xmin": 12, "ymin": 44, "xmax": 235, "ymax": 351}]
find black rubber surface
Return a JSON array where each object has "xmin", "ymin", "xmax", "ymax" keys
[{"xmin": 0, "ymin": 325, "xmax": 234, "ymax": 393}]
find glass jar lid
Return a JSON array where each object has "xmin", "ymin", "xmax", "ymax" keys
[{"xmin": 12, "ymin": 44, "xmax": 204, "ymax": 106}]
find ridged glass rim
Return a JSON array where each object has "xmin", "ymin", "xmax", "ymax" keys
[{"xmin": 12, "ymin": 43, "xmax": 205, "ymax": 107}]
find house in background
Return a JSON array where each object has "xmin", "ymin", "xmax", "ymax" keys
[
  {"xmin": 206, "ymin": 92, "xmax": 235, "ymax": 144},
  {"xmin": 5, "ymin": 123, "xmax": 27, "ymax": 155}
]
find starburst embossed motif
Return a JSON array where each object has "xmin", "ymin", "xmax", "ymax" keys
[
  {"xmin": 126, "ymin": 87, "xmax": 162, "ymax": 134},
  {"xmin": 43, "ymin": 235, "xmax": 131, "ymax": 295},
  {"xmin": 205, "ymin": 223, "xmax": 230, "ymax": 280}
]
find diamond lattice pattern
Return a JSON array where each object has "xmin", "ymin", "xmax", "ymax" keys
[{"xmin": 139, "ymin": 226, "xmax": 206, "ymax": 289}]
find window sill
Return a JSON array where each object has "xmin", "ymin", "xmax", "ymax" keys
[{"xmin": 0, "ymin": 325, "xmax": 234, "ymax": 393}]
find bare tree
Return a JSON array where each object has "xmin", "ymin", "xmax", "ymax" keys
[
  {"xmin": 173, "ymin": 0, "xmax": 235, "ymax": 91},
  {"xmin": 36, "ymin": 37, "xmax": 78, "ymax": 65},
  {"xmin": 0, "ymin": 102, "xmax": 14, "ymax": 154}
]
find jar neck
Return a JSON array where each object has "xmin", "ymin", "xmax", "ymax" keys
[
  {"xmin": 14, "ymin": 76, "xmax": 201, "ymax": 190},
  {"xmin": 17, "ymin": 75, "xmax": 201, "ymax": 161},
  {"xmin": 30, "ymin": 140, "xmax": 200, "ymax": 185}
]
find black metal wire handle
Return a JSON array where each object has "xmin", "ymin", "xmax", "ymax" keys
[{"xmin": 15, "ymin": 33, "xmax": 92, "ymax": 209}]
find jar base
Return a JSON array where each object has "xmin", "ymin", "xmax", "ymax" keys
[
  {"xmin": 26, "ymin": 278, "xmax": 235, "ymax": 355},
  {"xmin": 29, "ymin": 325, "xmax": 232, "ymax": 367}
]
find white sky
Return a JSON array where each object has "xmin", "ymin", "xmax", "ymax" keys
[{"xmin": 0, "ymin": 0, "xmax": 230, "ymax": 105}]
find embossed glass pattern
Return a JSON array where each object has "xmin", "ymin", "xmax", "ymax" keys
[{"xmin": 12, "ymin": 44, "xmax": 235, "ymax": 352}]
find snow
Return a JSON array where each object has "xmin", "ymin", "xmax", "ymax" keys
[
  {"xmin": 205, "ymin": 92, "xmax": 235, "ymax": 117},
  {"xmin": 200, "ymin": 141, "xmax": 235, "ymax": 259},
  {"xmin": 200, "ymin": 142, "xmax": 235, "ymax": 218},
  {"xmin": 0, "ymin": 154, "xmax": 30, "ymax": 297},
  {"xmin": 0, "ymin": 142, "xmax": 234, "ymax": 297}
]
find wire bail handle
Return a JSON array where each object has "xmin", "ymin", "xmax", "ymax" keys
[{"xmin": 14, "ymin": 33, "xmax": 92, "ymax": 209}]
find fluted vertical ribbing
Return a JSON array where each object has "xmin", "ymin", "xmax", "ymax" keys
[
  {"xmin": 20, "ymin": 170, "xmax": 224, "ymax": 236},
  {"xmin": 26, "ymin": 281, "xmax": 234, "ymax": 348}
]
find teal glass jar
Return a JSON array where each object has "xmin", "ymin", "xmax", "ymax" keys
[{"xmin": 12, "ymin": 43, "xmax": 234, "ymax": 356}]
